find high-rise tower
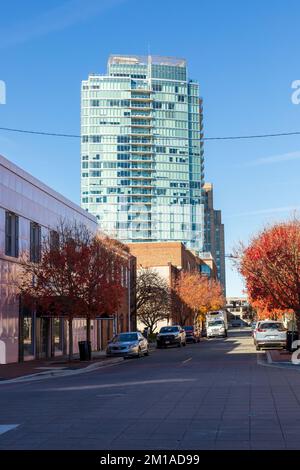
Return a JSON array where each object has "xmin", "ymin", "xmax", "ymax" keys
[{"xmin": 81, "ymin": 55, "xmax": 205, "ymax": 252}]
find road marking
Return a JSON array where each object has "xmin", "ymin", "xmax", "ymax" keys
[
  {"xmin": 0, "ymin": 425, "xmax": 19, "ymax": 435},
  {"xmin": 43, "ymin": 378, "xmax": 197, "ymax": 392},
  {"xmin": 182, "ymin": 357, "xmax": 192, "ymax": 364},
  {"xmin": 96, "ymin": 393, "xmax": 126, "ymax": 398}
]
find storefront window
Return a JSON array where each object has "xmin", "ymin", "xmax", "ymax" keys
[
  {"xmin": 54, "ymin": 319, "xmax": 63, "ymax": 353},
  {"xmin": 23, "ymin": 314, "xmax": 34, "ymax": 356}
]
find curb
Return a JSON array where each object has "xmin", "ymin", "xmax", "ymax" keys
[
  {"xmin": 266, "ymin": 351, "xmax": 273, "ymax": 364},
  {"xmin": 0, "ymin": 357, "xmax": 124, "ymax": 385},
  {"xmin": 258, "ymin": 351, "xmax": 300, "ymax": 371}
]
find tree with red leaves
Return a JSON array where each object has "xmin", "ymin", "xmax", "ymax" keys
[
  {"xmin": 251, "ymin": 299, "xmax": 290, "ymax": 321},
  {"xmin": 20, "ymin": 222, "xmax": 127, "ymax": 360},
  {"xmin": 236, "ymin": 219, "xmax": 300, "ymax": 331}
]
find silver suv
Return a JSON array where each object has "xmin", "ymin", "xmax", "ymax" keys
[{"xmin": 254, "ymin": 321, "xmax": 287, "ymax": 350}]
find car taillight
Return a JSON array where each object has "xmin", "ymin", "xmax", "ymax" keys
[{"xmin": 258, "ymin": 328, "xmax": 266, "ymax": 332}]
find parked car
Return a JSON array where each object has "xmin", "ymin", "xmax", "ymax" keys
[
  {"xmin": 230, "ymin": 319, "xmax": 242, "ymax": 327},
  {"xmin": 253, "ymin": 320, "xmax": 264, "ymax": 342},
  {"xmin": 156, "ymin": 325, "xmax": 186, "ymax": 348},
  {"xmin": 183, "ymin": 325, "xmax": 201, "ymax": 343},
  {"xmin": 207, "ymin": 319, "xmax": 227, "ymax": 338},
  {"xmin": 254, "ymin": 321, "xmax": 287, "ymax": 350},
  {"xmin": 250, "ymin": 322, "xmax": 257, "ymax": 336},
  {"xmin": 106, "ymin": 332, "xmax": 149, "ymax": 359}
]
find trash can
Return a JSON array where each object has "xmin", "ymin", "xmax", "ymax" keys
[
  {"xmin": 286, "ymin": 331, "xmax": 299, "ymax": 352},
  {"xmin": 78, "ymin": 340, "xmax": 92, "ymax": 361}
]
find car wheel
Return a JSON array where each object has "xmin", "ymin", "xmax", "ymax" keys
[
  {"xmin": 144, "ymin": 348, "xmax": 149, "ymax": 356},
  {"xmin": 137, "ymin": 348, "xmax": 142, "ymax": 358}
]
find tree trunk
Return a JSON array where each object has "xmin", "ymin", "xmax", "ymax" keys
[
  {"xmin": 68, "ymin": 318, "xmax": 73, "ymax": 362},
  {"xmin": 149, "ymin": 322, "xmax": 155, "ymax": 335},
  {"xmin": 86, "ymin": 318, "xmax": 91, "ymax": 343}
]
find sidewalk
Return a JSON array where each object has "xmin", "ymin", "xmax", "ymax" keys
[
  {"xmin": 0, "ymin": 342, "xmax": 157, "ymax": 384},
  {"xmin": 266, "ymin": 349, "xmax": 300, "ymax": 368},
  {"xmin": 0, "ymin": 351, "xmax": 122, "ymax": 383},
  {"xmin": 267, "ymin": 349, "xmax": 292, "ymax": 363}
]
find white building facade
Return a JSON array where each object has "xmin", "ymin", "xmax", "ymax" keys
[{"xmin": 0, "ymin": 154, "xmax": 98, "ymax": 364}]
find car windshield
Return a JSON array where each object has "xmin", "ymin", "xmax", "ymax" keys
[
  {"xmin": 160, "ymin": 327, "xmax": 179, "ymax": 333},
  {"xmin": 208, "ymin": 320, "xmax": 223, "ymax": 326},
  {"xmin": 115, "ymin": 333, "xmax": 138, "ymax": 342},
  {"xmin": 260, "ymin": 322, "xmax": 284, "ymax": 330}
]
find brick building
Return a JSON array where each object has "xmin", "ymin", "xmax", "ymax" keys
[{"xmin": 128, "ymin": 241, "xmax": 217, "ymax": 331}]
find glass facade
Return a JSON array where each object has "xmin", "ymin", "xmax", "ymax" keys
[{"xmin": 81, "ymin": 55, "xmax": 205, "ymax": 252}]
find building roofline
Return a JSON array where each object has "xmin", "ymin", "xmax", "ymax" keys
[
  {"xmin": 108, "ymin": 54, "xmax": 187, "ymax": 67},
  {"xmin": 0, "ymin": 154, "xmax": 97, "ymax": 224}
]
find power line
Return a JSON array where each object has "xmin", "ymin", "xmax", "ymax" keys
[
  {"xmin": 1, "ymin": 126, "xmax": 300, "ymax": 141},
  {"xmin": 205, "ymin": 131, "xmax": 300, "ymax": 141},
  {"xmin": 0, "ymin": 126, "xmax": 80, "ymax": 138}
]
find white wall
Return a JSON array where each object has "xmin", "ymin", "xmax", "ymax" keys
[
  {"xmin": 0, "ymin": 155, "xmax": 98, "ymax": 364},
  {"xmin": 136, "ymin": 265, "xmax": 171, "ymax": 334}
]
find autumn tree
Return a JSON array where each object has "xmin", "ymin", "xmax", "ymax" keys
[
  {"xmin": 236, "ymin": 219, "xmax": 300, "ymax": 332},
  {"xmin": 173, "ymin": 271, "xmax": 224, "ymax": 325},
  {"xmin": 136, "ymin": 268, "xmax": 170, "ymax": 334},
  {"xmin": 20, "ymin": 222, "xmax": 126, "ymax": 360},
  {"xmin": 250, "ymin": 299, "xmax": 289, "ymax": 321},
  {"xmin": 80, "ymin": 235, "xmax": 128, "ymax": 344}
]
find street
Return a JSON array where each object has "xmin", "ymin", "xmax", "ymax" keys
[{"xmin": 1, "ymin": 329, "xmax": 300, "ymax": 450}]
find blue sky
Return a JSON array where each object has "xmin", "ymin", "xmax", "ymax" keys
[{"xmin": 1, "ymin": 0, "xmax": 300, "ymax": 296}]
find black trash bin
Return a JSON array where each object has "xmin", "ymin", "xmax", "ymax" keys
[
  {"xmin": 78, "ymin": 340, "xmax": 92, "ymax": 361},
  {"xmin": 286, "ymin": 331, "xmax": 299, "ymax": 352}
]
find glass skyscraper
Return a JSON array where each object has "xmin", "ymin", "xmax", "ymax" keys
[{"xmin": 81, "ymin": 55, "xmax": 205, "ymax": 252}]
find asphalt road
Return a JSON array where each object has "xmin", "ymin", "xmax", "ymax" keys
[{"xmin": 1, "ymin": 328, "xmax": 300, "ymax": 450}]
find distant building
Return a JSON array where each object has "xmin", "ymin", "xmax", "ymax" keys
[
  {"xmin": 226, "ymin": 297, "xmax": 253, "ymax": 321},
  {"xmin": 128, "ymin": 241, "xmax": 217, "ymax": 282},
  {"xmin": 203, "ymin": 183, "xmax": 226, "ymax": 294},
  {"xmin": 128, "ymin": 241, "xmax": 217, "ymax": 331},
  {"xmin": 81, "ymin": 54, "xmax": 205, "ymax": 252},
  {"xmin": 0, "ymin": 155, "xmax": 136, "ymax": 364}
]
